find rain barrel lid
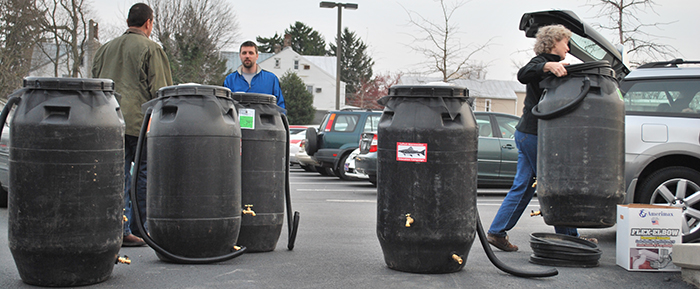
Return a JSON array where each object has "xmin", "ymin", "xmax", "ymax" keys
[
  {"xmin": 23, "ymin": 77, "xmax": 114, "ymax": 92},
  {"xmin": 231, "ymin": 92, "xmax": 277, "ymax": 105},
  {"xmin": 388, "ymin": 84, "xmax": 469, "ymax": 98},
  {"xmin": 158, "ymin": 84, "xmax": 232, "ymax": 98}
]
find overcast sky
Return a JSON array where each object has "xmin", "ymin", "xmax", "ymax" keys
[{"xmin": 90, "ymin": 0, "xmax": 700, "ymax": 81}]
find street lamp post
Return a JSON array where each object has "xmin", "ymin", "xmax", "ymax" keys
[{"xmin": 320, "ymin": 2, "xmax": 358, "ymax": 110}]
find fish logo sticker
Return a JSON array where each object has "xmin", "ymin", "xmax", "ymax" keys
[{"xmin": 397, "ymin": 142, "xmax": 427, "ymax": 162}]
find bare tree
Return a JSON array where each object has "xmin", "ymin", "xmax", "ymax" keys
[
  {"xmin": 587, "ymin": 0, "xmax": 679, "ymax": 66},
  {"xmin": 148, "ymin": 0, "xmax": 239, "ymax": 84},
  {"xmin": 0, "ymin": 0, "xmax": 45, "ymax": 98},
  {"xmin": 35, "ymin": 0, "xmax": 92, "ymax": 77},
  {"xmin": 402, "ymin": 0, "xmax": 492, "ymax": 81}
]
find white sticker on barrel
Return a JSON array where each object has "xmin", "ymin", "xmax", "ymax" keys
[
  {"xmin": 239, "ymin": 108, "xmax": 255, "ymax": 130},
  {"xmin": 396, "ymin": 142, "xmax": 427, "ymax": 162}
]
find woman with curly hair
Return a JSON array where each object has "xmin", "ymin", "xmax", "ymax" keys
[{"xmin": 486, "ymin": 24, "xmax": 595, "ymax": 252}]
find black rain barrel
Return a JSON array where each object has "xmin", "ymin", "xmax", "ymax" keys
[
  {"xmin": 7, "ymin": 77, "xmax": 124, "ymax": 286},
  {"xmin": 147, "ymin": 84, "xmax": 242, "ymax": 261},
  {"xmin": 534, "ymin": 61, "xmax": 625, "ymax": 228},
  {"xmin": 231, "ymin": 93, "xmax": 286, "ymax": 252},
  {"xmin": 376, "ymin": 84, "xmax": 478, "ymax": 273}
]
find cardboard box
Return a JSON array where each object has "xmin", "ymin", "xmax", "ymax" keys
[{"xmin": 616, "ymin": 204, "xmax": 683, "ymax": 271}]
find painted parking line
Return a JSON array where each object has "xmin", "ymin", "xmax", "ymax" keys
[{"xmin": 297, "ymin": 189, "xmax": 378, "ymax": 192}]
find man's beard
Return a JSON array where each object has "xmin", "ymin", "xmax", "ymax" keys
[{"xmin": 243, "ymin": 60, "xmax": 253, "ymax": 68}]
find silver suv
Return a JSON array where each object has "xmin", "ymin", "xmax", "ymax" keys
[{"xmin": 621, "ymin": 60, "xmax": 700, "ymax": 243}]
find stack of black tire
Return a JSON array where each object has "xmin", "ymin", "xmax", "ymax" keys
[{"xmin": 529, "ymin": 233, "xmax": 601, "ymax": 267}]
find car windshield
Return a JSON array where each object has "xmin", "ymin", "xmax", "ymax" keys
[{"xmin": 622, "ymin": 79, "xmax": 700, "ymax": 116}]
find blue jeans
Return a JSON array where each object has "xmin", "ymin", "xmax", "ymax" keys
[
  {"xmin": 124, "ymin": 135, "xmax": 148, "ymax": 237},
  {"xmin": 488, "ymin": 130, "xmax": 578, "ymax": 237}
]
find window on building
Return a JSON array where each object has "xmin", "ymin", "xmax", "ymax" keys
[
  {"xmin": 274, "ymin": 58, "xmax": 280, "ymax": 68},
  {"xmin": 294, "ymin": 60, "xmax": 299, "ymax": 70},
  {"xmin": 315, "ymin": 87, "xmax": 322, "ymax": 93},
  {"xmin": 303, "ymin": 64, "xmax": 310, "ymax": 70},
  {"xmin": 306, "ymin": 85, "xmax": 313, "ymax": 94},
  {"xmin": 485, "ymin": 99, "xmax": 492, "ymax": 112}
]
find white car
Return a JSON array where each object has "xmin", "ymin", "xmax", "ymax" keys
[
  {"xmin": 343, "ymin": 148, "xmax": 368, "ymax": 180},
  {"xmin": 288, "ymin": 126, "xmax": 308, "ymax": 165}
]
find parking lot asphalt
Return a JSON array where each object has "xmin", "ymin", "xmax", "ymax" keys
[{"xmin": 0, "ymin": 167, "xmax": 695, "ymax": 288}]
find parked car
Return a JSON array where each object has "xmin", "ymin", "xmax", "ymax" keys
[
  {"xmin": 288, "ymin": 125, "xmax": 309, "ymax": 166},
  {"xmin": 354, "ymin": 111, "xmax": 521, "ymax": 187},
  {"xmin": 296, "ymin": 139, "xmax": 325, "ymax": 173},
  {"xmin": 619, "ymin": 60, "xmax": 700, "ymax": 243},
  {"xmin": 343, "ymin": 148, "xmax": 368, "ymax": 180},
  {"xmin": 522, "ymin": 10, "xmax": 700, "ymax": 242},
  {"xmin": 305, "ymin": 108, "xmax": 381, "ymax": 180},
  {"xmin": 0, "ymin": 99, "xmax": 10, "ymax": 208}
]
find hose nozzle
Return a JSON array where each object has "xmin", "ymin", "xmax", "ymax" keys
[
  {"xmin": 405, "ymin": 214, "xmax": 414, "ymax": 227},
  {"xmin": 530, "ymin": 210, "xmax": 542, "ymax": 217}
]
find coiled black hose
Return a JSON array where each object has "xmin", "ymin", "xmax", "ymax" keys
[
  {"xmin": 476, "ymin": 211, "xmax": 559, "ymax": 278},
  {"xmin": 130, "ymin": 107, "xmax": 247, "ymax": 264}
]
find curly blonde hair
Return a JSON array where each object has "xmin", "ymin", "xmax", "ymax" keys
[{"xmin": 533, "ymin": 24, "xmax": 572, "ymax": 55}]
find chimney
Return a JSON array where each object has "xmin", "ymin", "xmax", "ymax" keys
[
  {"xmin": 283, "ymin": 34, "xmax": 291, "ymax": 49},
  {"xmin": 274, "ymin": 44, "xmax": 281, "ymax": 53},
  {"xmin": 87, "ymin": 19, "xmax": 100, "ymax": 78}
]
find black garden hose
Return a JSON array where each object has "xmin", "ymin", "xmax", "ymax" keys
[
  {"xmin": 280, "ymin": 113, "xmax": 300, "ymax": 250},
  {"xmin": 476, "ymin": 211, "xmax": 559, "ymax": 278}
]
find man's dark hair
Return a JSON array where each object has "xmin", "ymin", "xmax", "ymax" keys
[
  {"xmin": 127, "ymin": 3, "xmax": 153, "ymax": 27},
  {"xmin": 240, "ymin": 41, "xmax": 259, "ymax": 54}
]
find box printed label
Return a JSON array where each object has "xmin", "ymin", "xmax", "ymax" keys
[{"xmin": 396, "ymin": 142, "xmax": 427, "ymax": 162}]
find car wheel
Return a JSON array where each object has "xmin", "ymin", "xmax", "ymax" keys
[
  {"xmin": 300, "ymin": 165, "xmax": 317, "ymax": 172},
  {"xmin": 369, "ymin": 175, "xmax": 377, "ymax": 187},
  {"xmin": 0, "ymin": 187, "xmax": 7, "ymax": 208},
  {"xmin": 637, "ymin": 166, "xmax": 700, "ymax": 243},
  {"xmin": 305, "ymin": 127, "xmax": 318, "ymax": 156},
  {"xmin": 336, "ymin": 153, "xmax": 360, "ymax": 181},
  {"xmin": 317, "ymin": 166, "xmax": 333, "ymax": 176}
]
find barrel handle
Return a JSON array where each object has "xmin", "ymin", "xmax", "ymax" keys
[
  {"xmin": 130, "ymin": 107, "xmax": 247, "ymax": 263},
  {"xmin": 0, "ymin": 96, "xmax": 21, "ymax": 137},
  {"xmin": 0, "ymin": 88, "xmax": 28, "ymax": 136},
  {"xmin": 531, "ymin": 76, "xmax": 591, "ymax": 120}
]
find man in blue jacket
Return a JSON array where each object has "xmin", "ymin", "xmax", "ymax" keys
[{"xmin": 223, "ymin": 41, "xmax": 285, "ymax": 109}]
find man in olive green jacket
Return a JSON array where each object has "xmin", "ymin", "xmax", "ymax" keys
[{"xmin": 92, "ymin": 3, "xmax": 173, "ymax": 247}]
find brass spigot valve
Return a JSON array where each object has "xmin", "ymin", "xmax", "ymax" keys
[
  {"xmin": 116, "ymin": 255, "xmax": 131, "ymax": 265},
  {"xmin": 242, "ymin": 205, "xmax": 256, "ymax": 216},
  {"xmin": 405, "ymin": 214, "xmax": 414, "ymax": 227},
  {"xmin": 452, "ymin": 254, "xmax": 463, "ymax": 265}
]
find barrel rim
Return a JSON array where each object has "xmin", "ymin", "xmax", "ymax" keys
[
  {"xmin": 388, "ymin": 84, "xmax": 469, "ymax": 98},
  {"xmin": 565, "ymin": 61, "xmax": 615, "ymax": 77},
  {"xmin": 23, "ymin": 77, "xmax": 115, "ymax": 92},
  {"xmin": 231, "ymin": 92, "xmax": 277, "ymax": 105},
  {"xmin": 158, "ymin": 84, "xmax": 233, "ymax": 99}
]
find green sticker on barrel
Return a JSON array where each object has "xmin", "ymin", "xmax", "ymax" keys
[
  {"xmin": 239, "ymin": 108, "xmax": 255, "ymax": 130},
  {"xmin": 617, "ymin": 88, "xmax": 623, "ymax": 101}
]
